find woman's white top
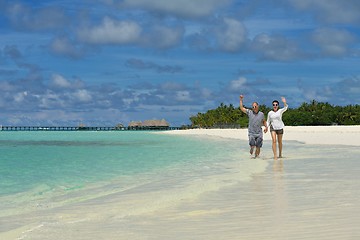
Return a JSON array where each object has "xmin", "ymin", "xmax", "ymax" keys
[{"xmin": 267, "ymin": 105, "xmax": 288, "ymax": 130}]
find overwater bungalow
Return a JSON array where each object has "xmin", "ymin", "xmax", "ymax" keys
[{"xmin": 128, "ymin": 119, "xmax": 170, "ymax": 130}]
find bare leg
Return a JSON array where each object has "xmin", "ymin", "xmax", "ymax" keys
[
  {"xmin": 271, "ymin": 131, "xmax": 277, "ymax": 160},
  {"xmin": 250, "ymin": 146, "xmax": 254, "ymax": 155},
  {"xmin": 255, "ymin": 147, "xmax": 261, "ymax": 158},
  {"xmin": 278, "ymin": 134, "xmax": 283, "ymax": 158}
]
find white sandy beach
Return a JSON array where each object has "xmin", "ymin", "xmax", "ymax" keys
[
  {"xmin": 158, "ymin": 126, "xmax": 360, "ymax": 239},
  {"xmin": 163, "ymin": 125, "xmax": 360, "ymax": 146},
  {"xmin": 1, "ymin": 126, "xmax": 360, "ymax": 240}
]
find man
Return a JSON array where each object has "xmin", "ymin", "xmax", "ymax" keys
[{"xmin": 240, "ymin": 95, "xmax": 268, "ymax": 158}]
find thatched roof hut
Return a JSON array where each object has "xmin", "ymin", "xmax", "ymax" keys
[
  {"xmin": 128, "ymin": 121, "xmax": 142, "ymax": 127},
  {"xmin": 128, "ymin": 119, "xmax": 169, "ymax": 127},
  {"xmin": 142, "ymin": 119, "xmax": 169, "ymax": 127}
]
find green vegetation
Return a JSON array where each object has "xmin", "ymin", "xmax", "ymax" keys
[{"xmin": 189, "ymin": 100, "xmax": 360, "ymax": 128}]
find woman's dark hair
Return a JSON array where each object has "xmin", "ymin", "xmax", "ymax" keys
[{"xmin": 272, "ymin": 100, "xmax": 279, "ymax": 105}]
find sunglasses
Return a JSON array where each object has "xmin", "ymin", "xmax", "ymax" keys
[
  {"xmin": 252, "ymin": 105, "xmax": 257, "ymax": 108},
  {"xmin": 273, "ymin": 104, "xmax": 278, "ymax": 106}
]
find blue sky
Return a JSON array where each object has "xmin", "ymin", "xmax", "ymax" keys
[{"xmin": 0, "ymin": 0, "xmax": 359, "ymax": 126}]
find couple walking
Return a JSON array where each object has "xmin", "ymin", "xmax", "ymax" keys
[{"xmin": 239, "ymin": 95, "xmax": 288, "ymax": 160}]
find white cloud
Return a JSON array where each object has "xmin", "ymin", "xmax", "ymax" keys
[
  {"xmin": 120, "ymin": 0, "xmax": 231, "ymax": 18},
  {"xmin": 14, "ymin": 91, "xmax": 28, "ymax": 103},
  {"xmin": 251, "ymin": 33, "xmax": 303, "ymax": 61},
  {"xmin": 311, "ymin": 28, "xmax": 356, "ymax": 57},
  {"xmin": 72, "ymin": 89, "xmax": 92, "ymax": 102},
  {"xmin": 78, "ymin": 17, "xmax": 141, "ymax": 44},
  {"xmin": 200, "ymin": 88, "xmax": 212, "ymax": 99},
  {"xmin": 50, "ymin": 36, "xmax": 86, "ymax": 59},
  {"xmin": 39, "ymin": 90, "xmax": 64, "ymax": 108},
  {"xmin": 51, "ymin": 74, "xmax": 71, "ymax": 88},
  {"xmin": 51, "ymin": 37, "xmax": 72, "ymax": 54},
  {"xmin": 216, "ymin": 18, "xmax": 247, "ymax": 52},
  {"xmin": 229, "ymin": 77, "xmax": 247, "ymax": 91},
  {"xmin": 288, "ymin": 0, "xmax": 360, "ymax": 24},
  {"xmin": 0, "ymin": 81, "xmax": 15, "ymax": 92},
  {"xmin": 175, "ymin": 91, "xmax": 191, "ymax": 102},
  {"xmin": 160, "ymin": 82, "xmax": 185, "ymax": 91},
  {"xmin": 50, "ymin": 74, "xmax": 85, "ymax": 90},
  {"xmin": 7, "ymin": 3, "xmax": 68, "ymax": 31}
]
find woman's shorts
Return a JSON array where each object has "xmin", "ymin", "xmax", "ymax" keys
[{"xmin": 270, "ymin": 125, "xmax": 284, "ymax": 135}]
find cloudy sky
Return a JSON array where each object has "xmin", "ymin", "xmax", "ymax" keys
[{"xmin": 0, "ymin": 0, "xmax": 359, "ymax": 126}]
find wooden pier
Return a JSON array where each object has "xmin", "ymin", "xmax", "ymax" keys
[{"xmin": 0, "ymin": 126, "xmax": 180, "ymax": 131}]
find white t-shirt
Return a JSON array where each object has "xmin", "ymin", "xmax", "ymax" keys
[{"xmin": 267, "ymin": 105, "xmax": 288, "ymax": 130}]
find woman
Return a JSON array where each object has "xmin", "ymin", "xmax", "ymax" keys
[{"xmin": 267, "ymin": 97, "xmax": 288, "ymax": 160}]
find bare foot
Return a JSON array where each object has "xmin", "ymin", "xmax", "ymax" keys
[{"xmin": 250, "ymin": 147, "xmax": 254, "ymax": 155}]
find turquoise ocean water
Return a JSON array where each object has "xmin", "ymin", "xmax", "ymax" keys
[
  {"xmin": 0, "ymin": 131, "xmax": 266, "ymax": 219},
  {"xmin": 0, "ymin": 131, "xmax": 200, "ymax": 196}
]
